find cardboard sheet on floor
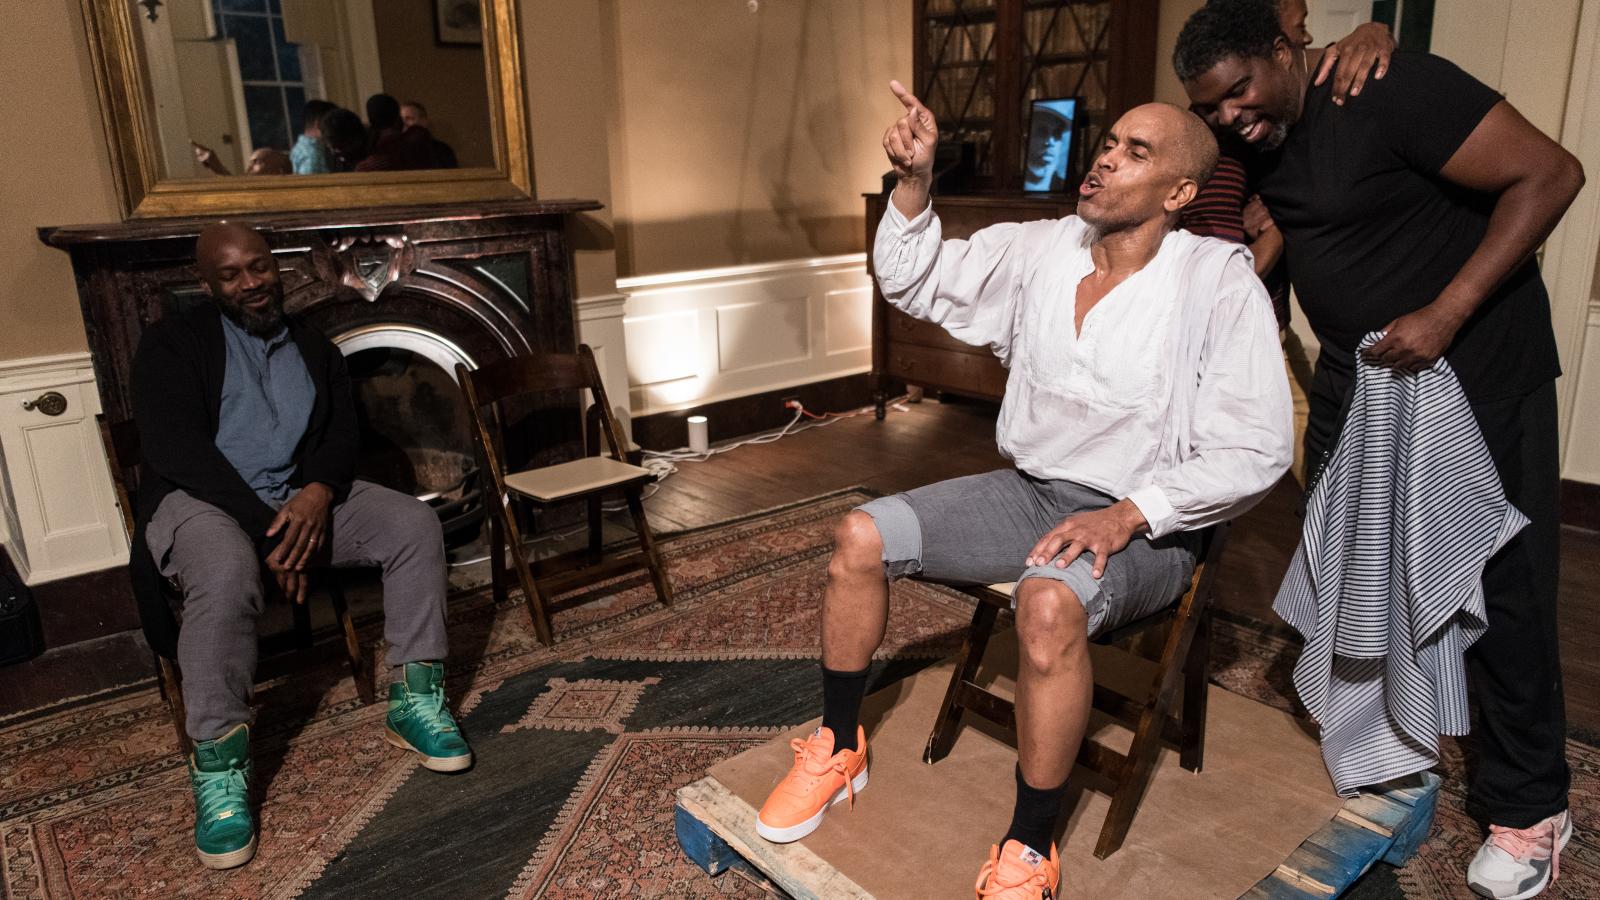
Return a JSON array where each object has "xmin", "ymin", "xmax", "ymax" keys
[{"xmin": 708, "ymin": 630, "xmax": 1342, "ymax": 899}]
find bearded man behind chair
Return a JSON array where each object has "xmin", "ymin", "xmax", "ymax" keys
[
  {"xmin": 1176, "ymin": 2, "xmax": 1585, "ymax": 896},
  {"xmin": 751, "ymin": 83, "xmax": 1292, "ymax": 899},
  {"xmin": 129, "ymin": 223, "xmax": 474, "ymax": 869}
]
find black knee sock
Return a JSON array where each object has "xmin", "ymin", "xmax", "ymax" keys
[
  {"xmin": 819, "ymin": 664, "xmax": 870, "ymax": 752},
  {"xmin": 1003, "ymin": 765, "xmax": 1068, "ymax": 855}
]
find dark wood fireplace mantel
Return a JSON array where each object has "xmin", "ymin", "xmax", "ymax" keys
[{"xmin": 40, "ymin": 198, "xmax": 602, "ymax": 431}]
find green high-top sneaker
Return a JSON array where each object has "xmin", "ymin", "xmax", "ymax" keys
[
  {"xmin": 384, "ymin": 661, "xmax": 473, "ymax": 772},
  {"xmin": 188, "ymin": 723, "xmax": 256, "ymax": 869}
]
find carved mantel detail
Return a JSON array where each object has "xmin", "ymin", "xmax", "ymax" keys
[{"xmin": 39, "ymin": 199, "xmax": 602, "ymax": 432}]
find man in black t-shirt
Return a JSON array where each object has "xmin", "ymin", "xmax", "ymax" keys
[{"xmin": 1175, "ymin": 2, "xmax": 1585, "ymax": 898}]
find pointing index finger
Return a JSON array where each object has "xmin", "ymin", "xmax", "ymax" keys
[{"xmin": 889, "ymin": 79, "xmax": 921, "ymax": 112}]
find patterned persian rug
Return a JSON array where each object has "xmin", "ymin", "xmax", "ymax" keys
[{"xmin": 1, "ymin": 489, "xmax": 1594, "ymax": 898}]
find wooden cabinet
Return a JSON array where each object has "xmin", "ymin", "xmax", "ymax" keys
[
  {"xmin": 867, "ymin": 192, "xmax": 1075, "ymax": 416},
  {"xmin": 916, "ymin": 0, "xmax": 1158, "ymax": 192}
]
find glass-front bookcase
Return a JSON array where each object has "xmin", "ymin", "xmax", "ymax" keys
[{"xmin": 915, "ymin": 0, "xmax": 1157, "ymax": 193}]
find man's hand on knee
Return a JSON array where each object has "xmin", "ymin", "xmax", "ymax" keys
[
  {"xmin": 270, "ymin": 566, "xmax": 307, "ymax": 604},
  {"xmin": 266, "ymin": 483, "xmax": 333, "ymax": 573},
  {"xmin": 1025, "ymin": 499, "xmax": 1149, "ymax": 578}
]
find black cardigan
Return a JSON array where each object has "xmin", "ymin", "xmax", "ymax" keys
[{"xmin": 128, "ymin": 304, "xmax": 357, "ymax": 658}]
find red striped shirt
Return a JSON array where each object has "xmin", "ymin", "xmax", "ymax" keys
[{"xmin": 1180, "ymin": 154, "xmax": 1290, "ymax": 327}]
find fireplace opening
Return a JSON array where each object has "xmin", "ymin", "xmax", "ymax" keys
[{"xmin": 338, "ymin": 328, "xmax": 483, "ymax": 547}]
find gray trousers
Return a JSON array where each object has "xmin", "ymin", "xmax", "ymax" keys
[
  {"xmin": 147, "ymin": 481, "xmax": 448, "ymax": 741},
  {"xmin": 858, "ymin": 469, "xmax": 1199, "ymax": 637}
]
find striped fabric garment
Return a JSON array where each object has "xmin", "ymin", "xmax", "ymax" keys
[{"xmin": 1273, "ymin": 332, "xmax": 1528, "ymax": 797}]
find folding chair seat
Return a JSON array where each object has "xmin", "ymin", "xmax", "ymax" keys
[{"xmin": 456, "ymin": 344, "xmax": 673, "ymax": 645}]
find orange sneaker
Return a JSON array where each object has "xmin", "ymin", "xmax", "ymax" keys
[
  {"xmin": 754, "ymin": 725, "xmax": 868, "ymax": 843},
  {"xmin": 975, "ymin": 839, "xmax": 1061, "ymax": 899}
]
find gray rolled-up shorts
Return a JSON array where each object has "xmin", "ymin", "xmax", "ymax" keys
[{"xmin": 858, "ymin": 468, "xmax": 1198, "ymax": 637}]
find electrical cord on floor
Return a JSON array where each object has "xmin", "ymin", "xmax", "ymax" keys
[
  {"xmin": 447, "ymin": 395, "xmax": 911, "ymax": 567},
  {"xmin": 642, "ymin": 394, "xmax": 911, "ymax": 466}
]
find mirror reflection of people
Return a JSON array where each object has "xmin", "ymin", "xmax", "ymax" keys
[
  {"xmin": 357, "ymin": 93, "xmax": 442, "ymax": 172},
  {"xmin": 190, "ymin": 143, "xmax": 291, "ymax": 177},
  {"xmin": 290, "ymin": 99, "xmax": 337, "ymax": 175},
  {"xmin": 401, "ymin": 100, "xmax": 459, "ymax": 169},
  {"xmin": 130, "ymin": 223, "xmax": 474, "ymax": 870},
  {"xmin": 320, "ymin": 108, "xmax": 369, "ymax": 172},
  {"xmin": 1023, "ymin": 103, "xmax": 1073, "ymax": 191}
]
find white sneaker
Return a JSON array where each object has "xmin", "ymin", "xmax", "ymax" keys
[{"xmin": 1467, "ymin": 810, "xmax": 1572, "ymax": 900}]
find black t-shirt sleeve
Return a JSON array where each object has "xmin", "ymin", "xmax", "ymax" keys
[{"xmin": 1357, "ymin": 52, "xmax": 1503, "ymax": 174}]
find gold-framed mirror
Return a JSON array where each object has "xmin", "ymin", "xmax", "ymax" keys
[{"xmin": 81, "ymin": 0, "xmax": 533, "ymax": 218}]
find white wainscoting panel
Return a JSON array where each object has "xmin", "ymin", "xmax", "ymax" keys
[
  {"xmin": 825, "ymin": 286, "xmax": 874, "ymax": 356},
  {"xmin": 575, "ymin": 292, "xmax": 634, "ymax": 441},
  {"xmin": 618, "ymin": 254, "xmax": 872, "ymax": 417},
  {"xmin": 1561, "ymin": 302, "xmax": 1600, "ymax": 484},
  {"xmin": 716, "ymin": 295, "xmax": 810, "ymax": 373},
  {"xmin": 0, "ymin": 354, "xmax": 130, "ymax": 584}
]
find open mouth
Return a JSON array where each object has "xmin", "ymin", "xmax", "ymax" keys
[
  {"xmin": 1078, "ymin": 172, "xmax": 1104, "ymax": 197},
  {"xmin": 1237, "ymin": 119, "xmax": 1269, "ymax": 144}
]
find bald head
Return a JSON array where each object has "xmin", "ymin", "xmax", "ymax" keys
[
  {"xmin": 1136, "ymin": 102, "xmax": 1220, "ymax": 186},
  {"xmin": 1076, "ymin": 103, "xmax": 1220, "ymax": 232},
  {"xmin": 195, "ymin": 223, "xmax": 285, "ymax": 336},
  {"xmin": 195, "ymin": 222, "xmax": 268, "ymax": 272}
]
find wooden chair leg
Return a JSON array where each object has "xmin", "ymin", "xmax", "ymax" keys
[
  {"xmin": 157, "ymin": 654, "xmax": 193, "ymax": 756},
  {"xmin": 1179, "ymin": 609, "xmax": 1211, "ymax": 773},
  {"xmin": 488, "ymin": 510, "xmax": 507, "ymax": 607},
  {"xmin": 292, "ymin": 596, "xmax": 314, "ymax": 655},
  {"xmin": 1093, "ymin": 598, "xmax": 1209, "ymax": 859},
  {"xmin": 587, "ymin": 494, "xmax": 604, "ymax": 564},
  {"xmin": 624, "ymin": 487, "xmax": 673, "ymax": 607},
  {"xmin": 498, "ymin": 500, "xmax": 554, "ymax": 644},
  {"xmin": 328, "ymin": 580, "xmax": 376, "ymax": 705},
  {"xmin": 924, "ymin": 599, "xmax": 1001, "ymax": 764}
]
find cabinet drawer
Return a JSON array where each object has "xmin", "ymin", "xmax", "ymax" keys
[
  {"xmin": 886, "ymin": 343, "xmax": 1007, "ymax": 399},
  {"xmin": 883, "ymin": 308, "xmax": 987, "ymax": 354}
]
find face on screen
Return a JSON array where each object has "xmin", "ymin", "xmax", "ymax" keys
[{"xmin": 1024, "ymin": 100, "xmax": 1076, "ymax": 191}]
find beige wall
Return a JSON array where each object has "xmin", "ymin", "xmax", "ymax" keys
[
  {"xmin": 0, "ymin": 4, "xmax": 120, "ymax": 361},
  {"xmin": 372, "ymin": 0, "xmax": 495, "ymax": 168},
  {"xmin": 1153, "ymin": 0, "xmax": 1203, "ymax": 108},
  {"xmin": 606, "ymin": 0, "xmax": 912, "ymax": 277},
  {"xmin": 524, "ymin": 0, "xmax": 621, "ymax": 301}
]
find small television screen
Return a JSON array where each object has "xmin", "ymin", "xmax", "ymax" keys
[{"xmin": 1023, "ymin": 97, "xmax": 1079, "ymax": 193}]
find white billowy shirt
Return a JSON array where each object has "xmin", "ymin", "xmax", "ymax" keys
[{"xmin": 874, "ymin": 199, "xmax": 1292, "ymax": 538}]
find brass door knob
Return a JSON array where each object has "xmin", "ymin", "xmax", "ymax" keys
[{"xmin": 21, "ymin": 392, "xmax": 67, "ymax": 416}]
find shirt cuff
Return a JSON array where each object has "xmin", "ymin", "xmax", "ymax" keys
[
  {"xmin": 1125, "ymin": 485, "xmax": 1179, "ymax": 539},
  {"xmin": 886, "ymin": 192, "xmax": 934, "ymax": 234}
]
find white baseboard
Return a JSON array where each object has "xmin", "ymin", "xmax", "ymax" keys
[
  {"xmin": 0, "ymin": 352, "xmax": 129, "ymax": 584},
  {"xmin": 617, "ymin": 254, "xmax": 872, "ymax": 417}
]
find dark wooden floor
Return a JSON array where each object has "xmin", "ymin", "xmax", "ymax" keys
[{"xmin": 643, "ymin": 395, "xmax": 1600, "ymax": 735}]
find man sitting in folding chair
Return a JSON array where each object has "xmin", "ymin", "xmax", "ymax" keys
[
  {"xmin": 130, "ymin": 223, "xmax": 473, "ymax": 871},
  {"xmin": 753, "ymin": 84, "xmax": 1292, "ymax": 899}
]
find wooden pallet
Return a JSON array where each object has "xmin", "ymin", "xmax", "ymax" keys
[
  {"xmin": 675, "ymin": 771, "xmax": 1441, "ymax": 899},
  {"xmin": 1246, "ymin": 772, "xmax": 1442, "ymax": 899}
]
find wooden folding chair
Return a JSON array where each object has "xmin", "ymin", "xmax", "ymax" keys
[
  {"xmin": 921, "ymin": 523, "xmax": 1229, "ymax": 859},
  {"xmin": 455, "ymin": 344, "xmax": 672, "ymax": 645},
  {"xmin": 99, "ymin": 416, "xmax": 377, "ymax": 756}
]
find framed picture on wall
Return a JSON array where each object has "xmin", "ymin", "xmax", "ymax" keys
[
  {"xmin": 435, "ymin": 0, "xmax": 483, "ymax": 45},
  {"xmin": 1022, "ymin": 97, "xmax": 1080, "ymax": 193}
]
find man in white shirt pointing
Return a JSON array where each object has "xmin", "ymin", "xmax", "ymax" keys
[{"xmin": 754, "ymin": 82, "xmax": 1292, "ymax": 898}]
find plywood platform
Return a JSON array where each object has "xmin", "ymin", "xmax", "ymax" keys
[{"xmin": 675, "ymin": 630, "xmax": 1439, "ymax": 899}]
